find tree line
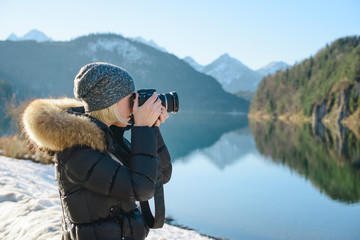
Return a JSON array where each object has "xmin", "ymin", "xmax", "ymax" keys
[{"xmin": 250, "ymin": 36, "xmax": 360, "ymax": 119}]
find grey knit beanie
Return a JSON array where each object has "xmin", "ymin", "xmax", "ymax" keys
[{"xmin": 74, "ymin": 62, "xmax": 135, "ymax": 112}]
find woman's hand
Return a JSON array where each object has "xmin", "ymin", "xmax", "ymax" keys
[
  {"xmin": 133, "ymin": 92, "xmax": 162, "ymax": 127},
  {"xmin": 154, "ymin": 106, "xmax": 169, "ymax": 127}
]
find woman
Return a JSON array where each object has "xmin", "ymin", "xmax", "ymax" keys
[{"xmin": 22, "ymin": 62, "xmax": 172, "ymax": 240}]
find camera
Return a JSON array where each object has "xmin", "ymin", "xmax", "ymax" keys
[{"xmin": 135, "ymin": 89, "xmax": 179, "ymax": 113}]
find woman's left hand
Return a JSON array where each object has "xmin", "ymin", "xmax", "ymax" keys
[{"xmin": 154, "ymin": 107, "xmax": 169, "ymax": 127}]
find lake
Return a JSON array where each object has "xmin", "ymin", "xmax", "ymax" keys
[{"xmin": 156, "ymin": 112, "xmax": 360, "ymax": 240}]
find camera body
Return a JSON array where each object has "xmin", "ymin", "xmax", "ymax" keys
[{"xmin": 136, "ymin": 89, "xmax": 179, "ymax": 113}]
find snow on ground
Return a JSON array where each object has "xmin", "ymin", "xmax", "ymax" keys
[{"xmin": 0, "ymin": 156, "xmax": 211, "ymax": 240}]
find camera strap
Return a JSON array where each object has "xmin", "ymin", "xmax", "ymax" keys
[{"xmin": 140, "ymin": 163, "xmax": 165, "ymax": 228}]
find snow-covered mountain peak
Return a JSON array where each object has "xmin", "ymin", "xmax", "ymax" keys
[
  {"xmin": 217, "ymin": 53, "xmax": 234, "ymax": 62},
  {"xmin": 6, "ymin": 29, "xmax": 52, "ymax": 42},
  {"xmin": 183, "ymin": 53, "xmax": 262, "ymax": 93},
  {"xmin": 203, "ymin": 53, "xmax": 261, "ymax": 90},
  {"xmin": 210, "ymin": 53, "xmax": 249, "ymax": 71}
]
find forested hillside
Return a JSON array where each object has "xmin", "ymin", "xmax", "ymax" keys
[{"xmin": 250, "ymin": 36, "xmax": 360, "ymax": 124}]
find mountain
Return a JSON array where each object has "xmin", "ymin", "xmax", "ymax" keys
[
  {"xmin": 133, "ymin": 37, "xmax": 167, "ymax": 52},
  {"xmin": 256, "ymin": 61, "xmax": 289, "ymax": 77},
  {"xmin": 250, "ymin": 36, "xmax": 360, "ymax": 126},
  {"xmin": 184, "ymin": 54, "xmax": 262, "ymax": 93},
  {"xmin": 203, "ymin": 54, "xmax": 262, "ymax": 93},
  {"xmin": 6, "ymin": 29, "xmax": 52, "ymax": 42},
  {"xmin": 0, "ymin": 33, "xmax": 249, "ymax": 113},
  {"xmin": 6, "ymin": 33, "xmax": 18, "ymax": 41}
]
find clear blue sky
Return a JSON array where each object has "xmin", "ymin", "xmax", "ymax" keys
[{"xmin": 0, "ymin": 0, "xmax": 359, "ymax": 69}]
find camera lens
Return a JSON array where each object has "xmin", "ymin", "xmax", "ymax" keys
[
  {"xmin": 159, "ymin": 92, "xmax": 179, "ymax": 113},
  {"xmin": 171, "ymin": 92, "xmax": 179, "ymax": 113}
]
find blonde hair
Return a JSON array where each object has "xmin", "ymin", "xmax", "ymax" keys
[{"xmin": 89, "ymin": 103, "xmax": 130, "ymax": 126}]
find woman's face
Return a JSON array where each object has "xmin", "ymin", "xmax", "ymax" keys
[{"xmin": 115, "ymin": 93, "xmax": 134, "ymax": 127}]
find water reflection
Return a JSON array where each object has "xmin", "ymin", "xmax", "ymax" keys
[
  {"xmin": 180, "ymin": 129, "xmax": 256, "ymax": 169},
  {"xmin": 164, "ymin": 116, "xmax": 360, "ymax": 240},
  {"xmin": 159, "ymin": 111, "xmax": 249, "ymax": 161},
  {"xmin": 249, "ymin": 119, "xmax": 360, "ymax": 203},
  {"xmin": 161, "ymin": 113, "xmax": 360, "ymax": 203}
]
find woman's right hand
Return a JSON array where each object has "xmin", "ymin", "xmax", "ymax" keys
[{"xmin": 133, "ymin": 92, "xmax": 162, "ymax": 127}]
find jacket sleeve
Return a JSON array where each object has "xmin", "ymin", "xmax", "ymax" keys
[
  {"xmin": 60, "ymin": 126, "xmax": 159, "ymax": 202},
  {"xmin": 154, "ymin": 127, "xmax": 172, "ymax": 184}
]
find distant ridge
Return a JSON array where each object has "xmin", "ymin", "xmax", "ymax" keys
[
  {"xmin": 6, "ymin": 29, "xmax": 52, "ymax": 42},
  {"xmin": 0, "ymin": 32, "xmax": 249, "ymax": 113},
  {"xmin": 184, "ymin": 54, "xmax": 289, "ymax": 94}
]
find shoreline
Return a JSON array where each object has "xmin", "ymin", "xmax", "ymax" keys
[
  {"xmin": 248, "ymin": 111, "xmax": 360, "ymax": 127},
  {"xmin": 0, "ymin": 155, "xmax": 220, "ymax": 240},
  {"xmin": 164, "ymin": 217, "xmax": 227, "ymax": 240}
]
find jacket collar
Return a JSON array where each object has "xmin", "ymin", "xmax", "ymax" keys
[
  {"xmin": 22, "ymin": 98, "xmax": 108, "ymax": 152},
  {"xmin": 67, "ymin": 106, "xmax": 131, "ymax": 152}
]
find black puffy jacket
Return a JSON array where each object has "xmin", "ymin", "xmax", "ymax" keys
[{"xmin": 22, "ymin": 98, "xmax": 172, "ymax": 240}]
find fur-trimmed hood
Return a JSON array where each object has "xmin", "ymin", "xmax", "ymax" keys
[{"xmin": 22, "ymin": 98, "xmax": 107, "ymax": 152}]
